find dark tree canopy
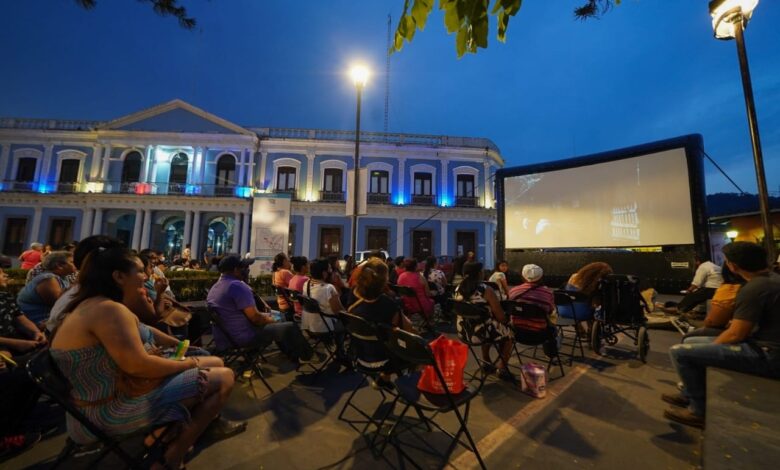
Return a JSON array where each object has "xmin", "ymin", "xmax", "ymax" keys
[
  {"xmin": 393, "ymin": 0, "xmax": 621, "ymax": 58},
  {"xmin": 73, "ymin": 0, "xmax": 196, "ymax": 29}
]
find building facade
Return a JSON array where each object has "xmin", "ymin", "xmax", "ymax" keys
[{"xmin": 0, "ymin": 100, "xmax": 503, "ymax": 267}]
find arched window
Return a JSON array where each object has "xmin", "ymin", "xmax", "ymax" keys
[
  {"xmin": 276, "ymin": 166, "xmax": 296, "ymax": 192},
  {"xmin": 215, "ymin": 154, "xmax": 236, "ymax": 186},
  {"xmin": 168, "ymin": 153, "xmax": 188, "ymax": 193},
  {"xmin": 121, "ymin": 151, "xmax": 142, "ymax": 183},
  {"xmin": 16, "ymin": 157, "xmax": 37, "ymax": 182}
]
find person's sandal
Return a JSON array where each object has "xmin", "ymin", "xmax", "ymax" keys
[{"xmin": 202, "ymin": 415, "xmax": 247, "ymax": 442}]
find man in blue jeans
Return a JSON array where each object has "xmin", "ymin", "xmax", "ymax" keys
[
  {"xmin": 664, "ymin": 242, "xmax": 780, "ymax": 428},
  {"xmin": 207, "ymin": 254, "xmax": 314, "ymax": 364}
]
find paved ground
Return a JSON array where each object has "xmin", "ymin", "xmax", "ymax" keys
[{"xmin": 5, "ymin": 318, "xmax": 702, "ymax": 470}]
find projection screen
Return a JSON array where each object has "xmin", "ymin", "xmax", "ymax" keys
[{"xmin": 503, "ymin": 148, "xmax": 695, "ymax": 249}]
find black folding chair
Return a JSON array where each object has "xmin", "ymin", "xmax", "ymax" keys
[
  {"xmin": 502, "ymin": 300, "xmax": 566, "ymax": 379},
  {"xmin": 391, "ymin": 284, "xmax": 433, "ymax": 332},
  {"xmin": 207, "ymin": 306, "xmax": 273, "ymax": 395},
  {"xmin": 451, "ymin": 300, "xmax": 504, "ymax": 382},
  {"xmin": 553, "ymin": 290, "xmax": 587, "ymax": 364},
  {"xmin": 382, "ymin": 328, "xmax": 487, "ymax": 470},
  {"xmin": 26, "ymin": 349, "xmax": 178, "ymax": 469},
  {"xmin": 298, "ymin": 294, "xmax": 342, "ymax": 374}
]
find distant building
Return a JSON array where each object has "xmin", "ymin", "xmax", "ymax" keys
[
  {"xmin": 709, "ymin": 209, "xmax": 780, "ymax": 265},
  {"xmin": 0, "ymin": 100, "xmax": 503, "ymax": 267}
]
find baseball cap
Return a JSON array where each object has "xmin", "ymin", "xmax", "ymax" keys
[
  {"xmin": 218, "ymin": 253, "xmax": 255, "ymax": 273},
  {"xmin": 522, "ymin": 264, "xmax": 543, "ymax": 283}
]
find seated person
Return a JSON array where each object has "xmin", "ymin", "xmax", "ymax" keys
[
  {"xmin": 488, "ymin": 260, "xmax": 511, "ymax": 300},
  {"xmin": 565, "ymin": 261, "xmax": 613, "ymax": 325},
  {"xmin": 272, "ymin": 252, "xmax": 294, "ymax": 320},
  {"xmin": 50, "ymin": 247, "xmax": 241, "ymax": 470},
  {"xmin": 301, "ymin": 259, "xmax": 347, "ymax": 358},
  {"xmin": 664, "ymin": 242, "xmax": 780, "ymax": 428},
  {"xmin": 454, "ymin": 261, "xmax": 515, "ymax": 383},
  {"xmin": 397, "ymin": 258, "xmax": 435, "ymax": 320},
  {"xmin": 138, "ymin": 253, "xmax": 190, "ymax": 339},
  {"xmin": 659, "ymin": 256, "xmax": 723, "ymax": 317},
  {"xmin": 682, "ymin": 262, "xmax": 746, "ymax": 344},
  {"xmin": 288, "ymin": 256, "xmax": 310, "ymax": 318},
  {"xmin": 207, "ymin": 254, "xmax": 314, "ymax": 364},
  {"xmin": 508, "ymin": 264, "xmax": 557, "ymax": 323},
  {"xmin": 17, "ymin": 251, "xmax": 76, "ymax": 325},
  {"xmin": 18, "ymin": 243, "xmax": 43, "ymax": 271},
  {"xmin": 348, "ymin": 258, "xmax": 415, "ymax": 386}
]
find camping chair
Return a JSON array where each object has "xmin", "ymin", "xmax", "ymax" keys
[
  {"xmin": 207, "ymin": 307, "xmax": 273, "ymax": 395},
  {"xmin": 451, "ymin": 300, "xmax": 504, "ymax": 383},
  {"xmin": 297, "ymin": 294, "xmax": 342, "ymax": 374},
  {"xmin": 26, "ymin": 349, "xmax": 179, "ymax": 469},
  {"xmin": 502, "ymin": 300, "xmax": 566, "ymax": 379},
  {"xmin": 337, "ymin": 312, "xmax": 402, "ymax": 456},
  {"xmin": 553, "ymin": 290, "xmax": 587, "ymax": 364},
  {"xmin": 381, "ymin": 328, "xmax": 487, "ymax": 470}
]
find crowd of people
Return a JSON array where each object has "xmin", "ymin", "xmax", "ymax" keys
[{"xmin": 2, "ymin": 236, "xmax": 779, "ymax": 464}]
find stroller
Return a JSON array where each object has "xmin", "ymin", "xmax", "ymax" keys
[{"xmin": 590, "ymin": 274, "xmax": 650, "ymax": 363}]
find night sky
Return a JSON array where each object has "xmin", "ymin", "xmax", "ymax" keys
[{"xmin": 1, "ymin": 1, "xmax": 778, "ymax": 195}]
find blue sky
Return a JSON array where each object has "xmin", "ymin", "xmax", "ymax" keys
[{"xmin": 1, "ymin": 0, "xmax": 778, "ymax": 195}]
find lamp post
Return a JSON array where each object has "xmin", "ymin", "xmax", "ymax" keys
[
  {"xmin": 349, "ymin": 65, "xmax": 369, "ymax": 261},
  {"xmin": 709, "ymin": 0, "xmax": 775, "ymax": 262},
  {"xmin": 726, "ymin": 229, "xmax": 739, "ymax": 242}
]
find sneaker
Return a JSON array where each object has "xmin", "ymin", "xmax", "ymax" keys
[
  {"xmin": 0, "ymin": 432, "xmax": 42, "ymax": 459},
  {"xmin": 663, "ymin": 408, "xmax": 704, "ymax": 429},
  {"xmin": 661, "ymin": 393, "xmax": 690, "ymax": 408}
]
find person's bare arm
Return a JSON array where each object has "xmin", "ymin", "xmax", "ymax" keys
[
  {"xmin": 484, "ymin": 286, "xmax": 506, "ymax": 323},
  {"xmin": 36, "ymin": 278, "xmax": 63, "ymax": 305},
  {"xmin": 328, "ymin": 288, "xmax": 345, "ymax": 314},
  {"xmin": 704, "ymin": 302, "xmax": 734, "ymax": 328},
  {"xmin": 420, "ymin": 274, "xmax": 433, "ymax": 297},
  {"xmin": 147, "ymin": 325, "xmax": 180, "ymax": 348},
  {"xmin": 94, "ymin": 303, "xmax": 197, "ymax": 378},
  {"xmin": 713, "ymin": 319, "xmax": 753, "ymax": 345},
  {"xmin": 0, "ymin": 336, "xmax": 41, "ymax": 352},
  {"xmin": 242, "ymin": 305, "xmax": 275, "ymax": 326}
]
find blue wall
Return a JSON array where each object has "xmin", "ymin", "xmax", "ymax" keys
[
  {"xmin": 117, "ymin": 108, "xmax": 239, "ymax": 134},
  {"xmin": 356, "ymin": 217, "xmax": 398, "ymax": 256},
  {"xmin": 264, "ymin": 153, "xmax": 307, "ymax": 199}
]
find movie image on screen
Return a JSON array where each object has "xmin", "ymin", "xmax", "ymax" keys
[{"xmin": 503, "ymin": 148, "xmax": 695, "ymax": 249}]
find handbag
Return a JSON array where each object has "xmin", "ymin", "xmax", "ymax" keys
[
  {"xmin": 417, "ymin": 335, "xmax": 467, "ymax": 395},
  {"xmin": 159, "ymin": 300, "xmax": 192, "ymax": 328}
]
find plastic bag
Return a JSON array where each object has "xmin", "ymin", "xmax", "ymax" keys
[
  {"xmin": 519, "ymin": 363, "xmax": 547, "ymax": 398},
  {"xmin": 417, "ymin": 335, "xmax": 467, "ymax": 395}
]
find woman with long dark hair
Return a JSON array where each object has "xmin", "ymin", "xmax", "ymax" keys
[
  {"xmin": 272, "ymin": 252, "xmax": 294, "ymax": 319},
  {"xmin": 50, "ymin": 247, "xmax": 239, "ymax": 470}
]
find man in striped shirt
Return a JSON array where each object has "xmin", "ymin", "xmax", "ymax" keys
[{"xmin": 507, "ymin": 264, "xmax": 556, "ymax": 317}]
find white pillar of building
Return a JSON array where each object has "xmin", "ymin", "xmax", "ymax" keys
[
  {"xmin": 232, "ymin": 212, "xmax": 242, "ymax": 253},
  {"xmin": 92, "ymin": 209, "xmax": 104, "ymax": 235},
  {"xmin": 139, "ymin": 209, "xmax": 152, "ymax": 249},
  {"xmin": 199, "ymin": 147, "xmax": 208, "ymax": 186},
  {"xmin": 398, "ymin": 157, "xmax": 406, "ymax": 201},
  {"xmin": 259, "ymin": 151, "xmax": 268, "ymax": 190},
  {"xmin": 302, "ymin": 215, "xmax": 311, "ymax": 258},
  {"xmin": 305, "ymin": 151, "xmax": 315, "ymax": 200},
  {"xmin": 0, "ymin": 143, "xmax": 10, "ymax": 182},
  {"xmin": 183, "ymin": 210, "xmax": 192, "ymax": 249},
  {"xmin": 29, "ymin": 207, "xmax": 43, "ymax": 243},
  {"xmin": 100, "ymin": 144, "xmax": 112, "ymax": 181},
  {"xmin": 441, "ymin": 219, "xmax": 448, "ymax": 256},
  {"xmin": 191, "ymin": 146, "xmax": 202, "ymax": 183},
  {"xmin": 246, "ymin": 149, "xmax": 256, "ymax": 187},
  {"xmin": 191, "ymin": 211, "xmax": 202, "ymax": 260},
  {"xmin": 40, "ymin": 144, "xmax": 54, "ymax": 186},
  {"xmin": 80, "ymin": 208, "xmax": 94, "ymax": 239},
  {"xmin": 148, "ymin": 146, "xmax": 159, "ymax": 187},
  {"xmin": 140, "ymin": 145, "xmax": 152, "ymax": 184},
  {"xmin": 396, "ymin": 218, "xmax": 404, "ymax": 257},
  {"xmin": 241, "ymin": 211, "xmax": 251, "ymax": 255},
  {"xmin": 441, "ymin": 161, "xmax": 448, "ymax": 205},
  {"xmin": 483, "ymin": 161, "xmax": 492, "ymax": 208},
  {"xmin": 89, "ymin": 144, "xmax": 102, "ymax": 181},
  {"xmin": 237, "ymin": 149, "xmax": 247, "ymax": 188},
  {"xmin": 186, "ymin": 149, "xmax": 196, "ymax": 185},
  {"xmin": 131, "ymin": 209, "xmax": 144, "ymax": 251}
]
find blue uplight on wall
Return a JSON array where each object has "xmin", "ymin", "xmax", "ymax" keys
[
  {"xmin": 36, "ymin": 182, "xmax": 53, "ymax": 194},
  {"xmin": 235, "ymin": 186, "xmax": 253, "ymax": 198},
  {"xmin": 439, "ymin": 196, "xmax": 452, "ymax": 207},
  {"xmin": 185, "ymin": 185, "xmax": 199, "ymax": 195},
  {"xmin": 394, "ymin": 195, "xmax": 405, "ymax": 205}
]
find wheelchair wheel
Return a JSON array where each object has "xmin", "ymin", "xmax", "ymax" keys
[
  {"xmin": 590, "ymin": 320, "xmax": 603, "ymax": 354},
  {"xmin": 637, "ymin": 326, "xmax": 649, "ymax": 363}
]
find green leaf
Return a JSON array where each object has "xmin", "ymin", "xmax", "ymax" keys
[
  {"xmin": 443, "ymin": 2, "xmax": 461, "ymax": 33},
  {"xmin": 455, "ymin": 26, "xmax": 468, "ymax": 57},
  {"xmin": 411, "ymin": 0, "xmax": 434, "ymax": 31},
  {"xmin": 473, "ymin": 16, "xmax": 488, "ymax": 48}
]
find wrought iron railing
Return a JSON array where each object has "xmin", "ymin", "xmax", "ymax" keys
[
  {"xmin": 411, "ymin": 194, "xmax": 435, "ymax": 206},
  {"xmin": 455, "ymin": 196, "xmax": 479, "ymax": 208},
  {"xmin": 319, "ymin": 191, "xmax": 345, "ymax": 202},
  {"xmin": 368, "ymin": 193, "xmax": 391, "ymax": 204}
]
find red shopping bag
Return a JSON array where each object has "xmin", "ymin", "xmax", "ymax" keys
[{"xmin": 417, "ymin": 335, "xmax": 468, "ymax": 394}]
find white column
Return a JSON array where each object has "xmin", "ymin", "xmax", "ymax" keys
[
  {"xmin": 40, "ymin": 144, "xmax": 54, "ymax": 186},
  {"xmin": 183, "ymin": 210, "xmax": 192, "ymax": 248},
  {"xmin": 92, "ymin": 209, "xmax": 103, "ymax": 235},
  {"xmin": 441, "ymin": 161, "xmax": 448, "ymax": 205},
  {"xmin": 131, "ymin": 209, "xmax": 143, "ymax": 250},
  {"xmin": 396, "ymin": 218, "xmax": 404, "ymax": 257},
  {"xmin": 398, "ymin": 157, "xmax": 406, "ymax": 202},
  {"xmin": 191, "ymin": 146, "xmax": 201, "ymax": 183},
  {"xmin": 191, "ymin": 211, "xmax": 202, "ymax": 260},
  {"xmin": 80, "ymin": 208, "xmax": 94, "ymax": 239},
  {"xmin": 246, "ymin": 149, "xmax": 256, "ymax": 187},
  {"xmin": 0, "ymin": 143, "xmax": 11, "ymax": 182},
  {"xmin": 483, "ymin": 161, "xmax": 492, "ymax": 208},
  {"xmin": 302, "ymin": 215, "xmax": 311, "ymax": 258},
  {"xmin": 232, "ymin": 212, "xmax": 242, "ymax": 252},
  {"xmin": 100, "ymin": 144, "xmax": 112, "ymax": 181},
  {"xmin": 140, "ymin": 145, "xmax": 152, "ymax": 183},
  {"xmin": 186, "ymin": 149, "xmax": 196, "ymax": 185},
  {"xmin": 237, "ymin": 149, "xmax": 247, "ymax": 187},
  {"xmin": 259, "ymin": 151, "xmax": 268, "ymax": 190},
  {"xmin": 441, "ymin": 219, "xmax": 448, "ymax": 256},
  {"xmin": 199, "ymin": 147, "xmax": 208, "ymax": 186},
  {"xmin": 306, "ymin": 151, "xmax": 315, "ymax": 200},
  {"xmin": 140, "ymin": 209, "xmax": 152, "ymax": 249},
  {"xmin": 89, "ymin": 144, "xmax": 102, "ymax": 181},
  {"xmin": 30, "ymin": 207, "xmax": 43, "ymax": 243},
  {"xmin": 241, "ymin": 211, "xmax": 251, "ymax": 255}
]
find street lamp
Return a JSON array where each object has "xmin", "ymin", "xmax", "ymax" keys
[
  {"xmin": 709, "ymin": 0, "xmax": 776, "ymax": 262},
  {"xmin": 349, "ymin": 64, "xmax": 369, "ymax": 261},
  {"xmin": 726, "ymin": 229, "xmax": 739, "ymax": 242}
]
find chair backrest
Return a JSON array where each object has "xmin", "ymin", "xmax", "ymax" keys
[
  {"xmin": 502, "ymin": 300, "xmax": 551, "ymax": 345},
  {"xmin": 341, "ymin": 311, "xmax": 381, "ymax": 341},
  {"xmin": 393, "ymin": 284, "xmax": 417, "ymax": 298},
  {"xmin": 452, "ymin": 300, "xmax": 491, "ymax": 321},
  {"xmin": 298, "ymin": 294, "xmax": 323, "ymax": 314},
  {"xmin": 553, "ymin": 290, "xmax": 592, "ymax": 321},
  {"xmin": 384, "ymin": 328, "xmax": 434, "ymax": 367},
  {"xmin": 207, "ymin": 306, "xmax": 242, "ymax": 350}
]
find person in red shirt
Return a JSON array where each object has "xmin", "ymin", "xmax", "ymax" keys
[{"xmin": 18, "ymin": 243, "xmax": 43, "ymax": 270}]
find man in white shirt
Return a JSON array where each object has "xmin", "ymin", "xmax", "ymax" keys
[{"xmin": 675, "ymin": 256, "xmax": 723, "ymax": 314}]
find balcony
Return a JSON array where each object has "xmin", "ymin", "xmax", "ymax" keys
[
  {"xmin": 274, "ymin": 188, "xmax": 298, "ymax": 200},
  {"xmin": 455, "ymin": 196, "xmax": 479, "ymax": 208},
  {"xmin": 0, "ymin": 180, "xmax": 254, "ymax": 198},
  {"xmin": 411, "ymin": 194, "xmax": 435, "ymax": 206},
  {"xmin": 214, "ymin": 185, "xmax": 237, "ymax": 197},
  {"xmin": 368, "ymin": 193, "xmax": 390, "ymax": 205},
  {"xmin": 56, "ymin": 182, "xmax": 80, "ymax": 194},
  {"xmin": 167, "ymin": 183, "xmax": 186, "ymax": 195},
  {"xmin": 2, "ymin": 181, "xmax": 35, "ymax": 192},
  {"xmin": 319, "ymin": 191, "xmax": 345, "ymax": 202}
]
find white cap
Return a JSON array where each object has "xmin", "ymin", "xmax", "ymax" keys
[{"xmin": 522, "ymin": 264, "xmax": 543, "ymax": 283}]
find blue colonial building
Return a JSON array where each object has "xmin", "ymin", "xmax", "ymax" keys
[{"xmin": 0, "ymin": 100, "xmax": 503, "ymax": 267}]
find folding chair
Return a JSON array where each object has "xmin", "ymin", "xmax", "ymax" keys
[
  {"xmin": 26, "ymin": 349, "xmax": 178, "ymax": 469},
  {"xmin": 273, "ymin": 286, "xmax": 297, "ymax": 321},
  {"xmin": 207, "ymin": 307, "xmax": 273, "ymax": 395},
  {"xmin": 337, "ymin": 312, "xmax": 401, "ymax": 456},
  {"xmin": 451, "ymin": 300, "xmax": 504, "ymax": 383},
  {"xmin": 553, "ymin": 290, "xmax": 587, "ymax": 364},
  {"xmin": 502, "ymin": 300, "xmax": 566, "ymax": 379},
  {"xmin": 297, "ymin": 294, "xmax": 341, "ymax": 374},
  {"xmin": 382, "ymin": 328, "xmax": 487, "ymax": 470},
  {"xmin": 392, "ymin": 284, "xmax": 434, "ymax": 333}
]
